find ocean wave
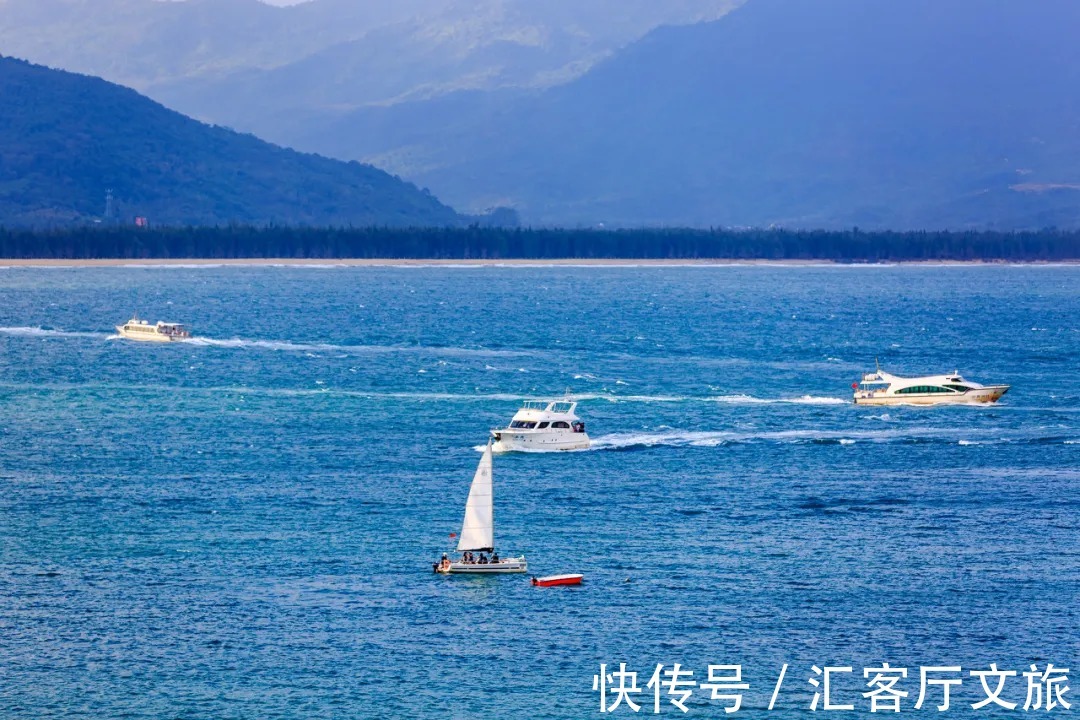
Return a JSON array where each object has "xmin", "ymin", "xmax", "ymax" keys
[
  {"xmin": 587, "ymin": 427, "xmax": 1040, "ymax": 451},
  {"xmin": 0, "ymin": 326, "xmax": 108, "ymax": 339},
  {"xmin": 542, "ymin": 392, "xmax": 848, "ymax": 405},
  {"xmin": 184, "ymin": 336, "xmax": 530, "ymax": 358},
  {"xmin": 706, "ymin": 394, "xmax": 848, "ymax": 405}
]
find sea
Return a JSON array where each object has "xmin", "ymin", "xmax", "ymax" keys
[{"xmin": 1, "ymin": 264, "xmax": 1077, "ymax": 718}]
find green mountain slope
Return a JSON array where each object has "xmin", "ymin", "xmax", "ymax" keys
[{"xmin": 0, "ymin": 56, "xmax": 463, "ymax": 227}]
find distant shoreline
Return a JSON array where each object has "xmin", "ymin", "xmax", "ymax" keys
[
  {"xmin": 1, "ymin": 258, "xmax": 1077, "ymax": 268},
  {"xmin": 4, "ymin": 226, "xmax": 1077, "ymax": 263}
]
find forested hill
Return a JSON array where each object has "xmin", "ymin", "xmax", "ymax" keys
[
  {"xmin": 1, "ymin": 226, "xmax": 1076, "ymax": 262},
  {"xmin": 0, "ymin": 57, "xmax": 464, "ymax": 228}
]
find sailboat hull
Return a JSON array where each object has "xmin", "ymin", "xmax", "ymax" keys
[{"xmin": 438, "ymin": 557, "xmax": 527, "ymax": 574}]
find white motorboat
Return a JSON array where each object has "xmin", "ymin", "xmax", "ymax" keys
[
  {"xmin": 115, "ymin": 316, "xmax": 191, "ymax": 342},
  {"xmin": 853, "ymin": 364, "xmax": 1009, "ymax": 406},
  {"xmin": 490, "ymin": 398, "xmax": 590, "ymax": 452},
  {"xmin": 434, "ymin": 440, "xmax": 526, "ymax": 575}
]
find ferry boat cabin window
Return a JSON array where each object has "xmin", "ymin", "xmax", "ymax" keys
[
  {"xmin": 897, "ymin": 385, "xmax": 952, "ymax": 394},
  {"xmin": 551, "ymin": 421, "xmax": 571, "ymax": 429},
  {"xmin": 944, "ymin": 384, "xmax": 971, "ymax": 392}
]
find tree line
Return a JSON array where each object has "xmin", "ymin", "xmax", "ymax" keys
[{"xmin": 0, "ymin": 225, "xmax": 1077, "ymax": 261}]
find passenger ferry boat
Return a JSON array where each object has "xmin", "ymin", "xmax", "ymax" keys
[
  {"xmin": 491, "ymin": 398, "xmax": 590, "ymax": 452},
  {"xmin": 115, "ymin": 316, "xmax": 192, "ymax": 342},
  {"xmin": 853, "ymin": 365, "xmax": 1009, "ymax": 406}
]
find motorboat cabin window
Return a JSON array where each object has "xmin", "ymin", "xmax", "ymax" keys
[
  {"xmin": 537, "ymin": 422, "xmax": 550, "ymax": 429},
  {"xmin": 510, "ymin": 421, "xmax": 538, "ymax": 429},
  {"xmin": 944, "ymin": 384, "xmax": 972, "ymax": 392},
  {"xmin": 550, "ymin": 421, "xmax": 571, "ymax": 429},
  {"xmin": 896, "ymin": 385, "xmax": 953, "ymax": 394}
]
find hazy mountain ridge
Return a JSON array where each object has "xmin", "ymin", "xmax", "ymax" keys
[
  {"xmin": 0, "ymin": 56, "xmax": 464, "ymax": 227},
  {"xmin": 0, "ymin": 0, "xmax": 740, "ymax": 138},
  {"xmin": 4, "ymin": 0, "xmax": 1079, "ymax": 229},
  {"xmin": 292, "ymin": 0, "xmax": 1080, "ymax": 229}
]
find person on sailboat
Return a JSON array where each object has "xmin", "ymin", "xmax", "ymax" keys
[
  {"xmin": 439, "ymin": 554, "xmax": 451, "ymax": 572},
  {"xmin": 491, "ymin": 550, "xmax": 499, "ymax": 563}
]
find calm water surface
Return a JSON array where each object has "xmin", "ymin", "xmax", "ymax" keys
[{"xmin": 1, "ymin": 265, "xmax": 1077, "ymax": 718}]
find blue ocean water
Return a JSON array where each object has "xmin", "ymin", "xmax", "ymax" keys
[{"xmin": 0, "ymin": 265, "xmax": 1076, "ymax": 718}]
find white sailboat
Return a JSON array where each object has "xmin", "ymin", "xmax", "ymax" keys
[{"xmin": 434, "ymin": 440, "xmax": 526, "ymax": 574}]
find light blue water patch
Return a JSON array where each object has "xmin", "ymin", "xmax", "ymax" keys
[{"xmin": 1, "ymin": 266, "xmax": 1077, "ymax": 718}]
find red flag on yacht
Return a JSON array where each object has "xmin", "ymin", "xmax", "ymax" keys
[
  {"xmin": 851, "ymin": 382, "xmax": 858, "ymax": 389},
  {"xmin": 449, "ymin": 533, "xmax": 457, "ymax": 538}
]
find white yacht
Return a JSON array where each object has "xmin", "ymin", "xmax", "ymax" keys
[
  {"xmin": 115, "ymin": 316, "xmax": 192, "ymax": 342},
  {"xmin": 434, "ymin": 440, "xmax": 527, "ymax": 575},
  {"xmin": 491, "ymin": 399, "xmax": 590, "ymax": 452},
  {"xmin": 854, "ymin": 365, "xmax": 1009, "ymax": 406}
]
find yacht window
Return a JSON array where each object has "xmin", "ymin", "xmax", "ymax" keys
[
  {"xmin": 537, "ymin": 422, "xmax": 550, "ymax": 429},
  {"xmin": 551, "ymin": 421, "xmax": 571, "ymax": 429},
  {"xmin": 510, "ymin": 420, "xmax": 538, "ymax": 429}
]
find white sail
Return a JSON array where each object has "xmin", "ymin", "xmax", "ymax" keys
[{"xmin": 457, "ymin": 442, "xmax": 494, "ymax": 551}]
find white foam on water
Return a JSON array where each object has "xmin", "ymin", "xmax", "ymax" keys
[
  {"xmin": 585, "ymin": 394, "xmax": 688, "ymax": 403},
  {"xmin": 865, "ymin": 413, "xmax": 893, "ymax": 421},
  {"xmin": 707, "ymin": 394, "xmax": 847, "ymax": 406},
  {"xmin": 185, "ymin": 336, "xmax": 531, "ymax": 358},
  {"xmin": 0, "ymin": 326, "xmax": 108, "ymax": 339},
  {"xmin": 587, "ymin": 426, "xmax": 1009, "ymax": 451}
]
